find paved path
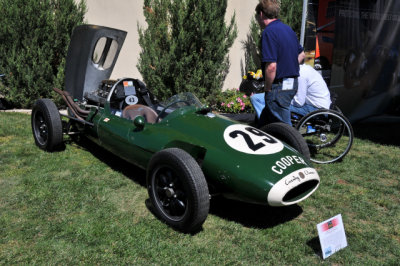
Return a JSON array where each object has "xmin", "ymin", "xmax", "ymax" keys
[
  {"xmin": 0, "ymin": 109, "xmax": 67, "ymax": 115},
  {"xmin": 0, "ymin": 109, "xmax": 32, "ymax": 114}
]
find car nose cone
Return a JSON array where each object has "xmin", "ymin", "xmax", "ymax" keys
[{"xmin": 267, "ymin": 167, "xmax": 320, "ymax": 206}]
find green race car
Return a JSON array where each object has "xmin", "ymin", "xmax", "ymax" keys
[{"xmin": 31, "ymin": 25, "xmax": 319, "ymax": 233}]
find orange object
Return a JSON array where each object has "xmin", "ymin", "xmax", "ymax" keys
[{"xmin": 315, "ymin": 37, "xmax": 320, "ymax": 59}]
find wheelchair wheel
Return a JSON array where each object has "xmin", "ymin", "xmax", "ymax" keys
[{"xmin": 295, "ymin": 109, "xmax": 353, "ymax": 164}]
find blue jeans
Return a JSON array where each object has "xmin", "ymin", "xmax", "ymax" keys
[
  {"xmin": 250, "ymin": 93, "xmax": 265, "ymax": 119},
  {"xmin": 253, "ymin": 79, "xmax": 298, "ymax": 126},
  {"xmin": 290, "ymin": 103, "xmax": 319, "ymax": 117}
]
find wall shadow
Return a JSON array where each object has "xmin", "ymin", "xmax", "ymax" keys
[{"xmin": 353, "ymin": 121, "xmax": 400, "ymax": 146}]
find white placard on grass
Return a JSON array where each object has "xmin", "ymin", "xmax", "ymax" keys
[{"xmin": 317, "ymin": 214, "xmax": 348, "ymax": 259}]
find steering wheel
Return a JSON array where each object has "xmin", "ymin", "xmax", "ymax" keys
[{"xmin": 155, "ymin": 100, "xmax": 191, "ymax": 123}]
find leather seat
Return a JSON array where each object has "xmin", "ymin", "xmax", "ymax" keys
[{"xmin": 122, "ymin": 104, "xmax": 158, "ymax": 124}]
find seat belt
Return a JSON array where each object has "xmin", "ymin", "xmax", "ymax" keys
[{"xmin": 134, "ymin": 80, "xmax": 155, "ymax": 108}]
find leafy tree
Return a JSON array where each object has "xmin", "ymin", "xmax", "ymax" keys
[
  {"xmin": 137, "ymin": 0, "xmax": 237, "ymax": 101},
  {"xmin": 241, "ymin": 18, "xmax": 263, "ymax": 76},
  {"xmin": 0, "ymin": 0, "xmax": 86, "ymax": 108},
  {"xmin": 242, "ymin": 0, "xmax": 303, "ymax": 75},
  {"xmin": 280, "ymin": 0, "xmax": 303, "ymax": 39}
]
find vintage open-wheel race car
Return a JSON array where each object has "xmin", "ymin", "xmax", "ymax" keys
[{"xmin": 31, "ymin": 25, "xmax": 320, "ymax": 233}]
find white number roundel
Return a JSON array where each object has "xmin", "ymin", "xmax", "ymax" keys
[
  {"xmin": 223, "ymin": 124, "xmax": 284, "ymax": 155},
  {"xmin": 125, "ymin": 95, "xmax": 139, "ymax": 105}
]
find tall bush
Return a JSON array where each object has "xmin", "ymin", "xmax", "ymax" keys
[
  {"xmin": 280, "ymin": 0, "xmax": 303, "ymax": 39},
  {"xmin": 241, "ymin": 18, "xmax": 262, "ymax": 76},
  {"xmin": 242, "ymin": 0, "xmax": 303, "ymax": 75},
  {"xmin": 137, "ymin": 0, "xmax": 237, "ymax": 101},
  {"xmin": 0, "ymin": 0, "xmax": 86, "ymax": 108}
]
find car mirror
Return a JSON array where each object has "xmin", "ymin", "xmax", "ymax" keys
[{"xmin": 133, "ymin": 115, "xmax": 145, "ymax": 129}]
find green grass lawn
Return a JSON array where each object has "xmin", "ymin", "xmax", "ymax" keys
[{"xmin": 1, "ymin": 112, "xmax": 399, "ymax": 264}]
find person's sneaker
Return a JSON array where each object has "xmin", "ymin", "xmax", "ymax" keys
[{"xmin": 307, "ymin": 125, "xmax": 316, "ymax": 133}]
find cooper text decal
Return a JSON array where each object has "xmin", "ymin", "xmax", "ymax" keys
[{"xmin": 272, "ymin": 155, "xmax": 307, "ymax": 174}]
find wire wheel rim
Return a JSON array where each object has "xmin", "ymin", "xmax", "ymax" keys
[
  {"xmin": 298, "ymin": 111, "xmax": 353, "ymax": 164},
  {"xmin": 151, "ymin": 165, "xmax": 188, "ymax": 221},
  {"xmin": 33, "ymin": 110, "xmax": 48, "ymax": 146}
]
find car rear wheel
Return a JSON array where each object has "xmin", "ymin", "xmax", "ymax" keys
[
  {"xmin": 147, "ymin": 148, "xmax": 209, "ymax": 233},
  {"xmin": 31, "ymin": 99, "xmax": 63, "ymax": 151},
  {"xmin": 260, "ymin": 122, "xmax": 310, "ymax": 160}
]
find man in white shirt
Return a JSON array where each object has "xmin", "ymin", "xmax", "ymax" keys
[
  {"xmin": 289, "ymin": 64, "xmax": 331, "ymax": 116},
  {"xmin": 251, "ymin": 64, "xmax": 331, "ymax": 123}
]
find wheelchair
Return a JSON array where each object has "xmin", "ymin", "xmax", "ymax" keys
[
  {"xmin": 290, "ymin": 105, "xmax": 353, "ymax": 164},
  {"xmin": 239, "ymin": 76, "xmax": 353, "ymax": 164}
]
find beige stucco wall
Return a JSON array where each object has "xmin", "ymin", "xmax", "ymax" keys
[{"xmin": 84, "ymin": 0, "xmax": 258, "ymax": 90}]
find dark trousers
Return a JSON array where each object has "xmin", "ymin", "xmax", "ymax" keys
[{"xmin": 258, "ymin": 78, "xmax": 298, "ymax": 127}]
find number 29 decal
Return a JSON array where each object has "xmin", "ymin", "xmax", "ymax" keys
[{"xmin": 223, "ymin": 124, "xmax": 283, "ymax": 155}]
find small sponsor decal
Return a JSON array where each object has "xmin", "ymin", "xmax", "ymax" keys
[
  {"xmin": 304, "ymin": 169, "xmax": 316, "ymax": 175},
  {"xmin": 223, "ymin": 124, "xmax": 283, "ymax": 155},
  {"xmin": 284, "ymin": 169, "xmax": 316, "ymax": 185},
  {"xmin": 123, "ymin": 81, "xmax": 133, "ymax": 87},
  {"xmin": 285, "ymin": 175, "xmax": 302, "ymax": 186},
  {"xmin": 299, "ymin": 172, "xmax": 305, "ymax": 179}
]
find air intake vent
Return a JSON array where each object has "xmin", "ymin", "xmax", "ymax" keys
[{"xmin": 283, "ymin": 180, "xmax": 320, "ymax": 203}]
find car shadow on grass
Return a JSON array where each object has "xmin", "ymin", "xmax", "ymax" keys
[
  {"xmin": 67, "ymin": 136, "xmax": 147, "ymax": 187},
  {"xmin": 209, "ymin": 196, "xmax": 303, "ymax": 229},
  {"xmin": 66, "ymin": 136, "xmax": 303, "ymax": 230}
]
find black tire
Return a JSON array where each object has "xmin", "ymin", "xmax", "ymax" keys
[
  {"xmin": 295, "ymin": 109, "xmax": 353, "ymax": 164},
  {"xmin": 260, "ymin": 122, "xmax": 310, "ymax": 160},
  {"xmin": 147, "ymin": 148, "xmax": 209, "ymax": 233},
  {"xmin": 31, "ymin": 99, "xmax": 63, "ymax": 151}
]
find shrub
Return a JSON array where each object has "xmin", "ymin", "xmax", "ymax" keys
[
  {"xmin": 241, "ymin": 18, "xmax": 262, "ymax": 76},
  {"xmin": 0, "ymin": 0, "xmax": 86, "ymax": 108},
  {"xmin": 137, "ymin": 0, "xmax": 237, "ymax": 102},
  {"xmin": 280, "ymin": 0, "xmax": 303, "ymax": 39}
]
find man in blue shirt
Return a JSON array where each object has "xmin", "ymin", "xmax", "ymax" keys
[{"xmin": 255, "ymin": 0, "xmax": 305, "ymax": 126}]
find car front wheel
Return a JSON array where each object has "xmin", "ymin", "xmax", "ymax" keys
[{"xmin": 147, "ymin": 148, "xmax": 209, "ymax": 233}]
